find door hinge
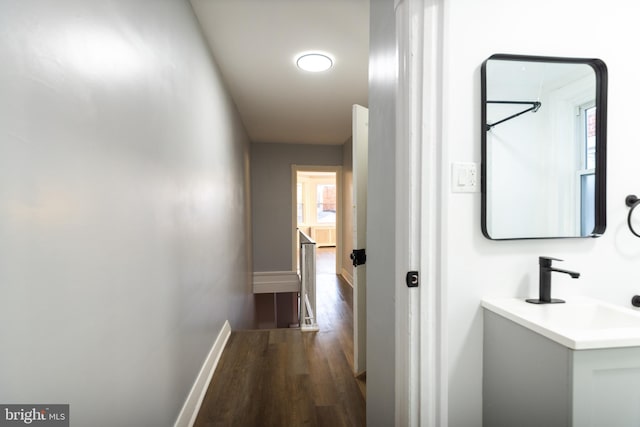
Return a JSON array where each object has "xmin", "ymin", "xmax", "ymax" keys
[
  {"xmin": 406, "ymin": 271, "xmax": 419, "ymax": 288},
  {"xmin": 350, "ymin": 249, "xmax": 367, "ymax": 267}
]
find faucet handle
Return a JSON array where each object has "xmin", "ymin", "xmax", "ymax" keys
[{"xmin": 539, "ymin": 256, "xmax": 563, "ymax": 267}]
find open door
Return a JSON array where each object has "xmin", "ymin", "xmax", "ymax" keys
[{"xmin": 352, "ymin": 104, "xmax": 368, "ymax": 376}]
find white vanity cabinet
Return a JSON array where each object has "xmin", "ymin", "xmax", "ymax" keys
[{"xmin": 482, "ymin": 298, "xmax": 640, "ymax": 427}]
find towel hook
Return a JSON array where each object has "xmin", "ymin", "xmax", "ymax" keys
[{"xmin": 625, "ymin": 195, "xmax": 640, "ymax": 238}]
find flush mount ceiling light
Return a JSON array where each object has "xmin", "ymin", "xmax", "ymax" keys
[{"xmin": 295, "ymin": 52, "xmax": 333, "ymax": 72}]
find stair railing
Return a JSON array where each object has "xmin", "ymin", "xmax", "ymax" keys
[{"xmin": 298, "ymin": 229, "xmax": 318, "ymax": 331}]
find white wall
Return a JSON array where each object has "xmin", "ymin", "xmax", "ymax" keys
[
  {"xmin": 486, "ymin": 103, "xmax": 549, "ymax": 237},
  {"xmin": 441, "ymin": 1, "xmax": 640, "ymax": 426},
  {"xmin": 250, "ymin": 142, "xmax": 342, "ymax": 272},
  {"xmin": 0, "ymin": 1, "xmax": 253, "ymax": 425},
  {"xmin": 367, "ymin": 0, "xmax": 397, "ymax": 425}
]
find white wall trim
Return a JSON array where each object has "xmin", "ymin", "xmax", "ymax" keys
[
  {"xmin": 395, "ymin": 0, "xmax": 425, "ymax": 424},
  {"xmin": 340, "ymin": 267, "xmax": 354, "ymax": 287},
  {"xmin": 419, "ymin": 0, "xmax": 447, "ymax": 426},
  {"xmin": 253, "ymin": 271, "xmax": 300, "ymax": 294},
  {"xmin": 174, "ymin": 320, "xmax": 232, "ymax": 427},
  {"xmin": 395, "ymin": 0, "xmax": 446, "ymax": 426}
]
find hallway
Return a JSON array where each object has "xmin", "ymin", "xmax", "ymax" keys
[{"xmin": 194, "ymin": 248, "xmax": 365, "ymax": 426}]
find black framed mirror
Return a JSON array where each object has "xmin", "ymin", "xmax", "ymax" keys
[{"xmin": 481, "ymin": 54, "xmax": 607, "ymax": 240}]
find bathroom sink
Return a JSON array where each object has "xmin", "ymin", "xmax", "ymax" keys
[{"xmin": 481, "ymin": 296, "xmax": 640, "ymax": 349}]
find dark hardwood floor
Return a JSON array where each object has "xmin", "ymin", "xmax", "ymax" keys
[{"xmin": 194, "ymin": 248, "xmax": 365, "ymax": 427}]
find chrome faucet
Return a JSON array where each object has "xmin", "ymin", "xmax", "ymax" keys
[{"xmin": 526, "ymin": 256, "xmax": 580, "ymax": 304}]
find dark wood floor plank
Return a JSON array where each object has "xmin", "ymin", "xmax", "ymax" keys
[{"xmin": 194, "ymin": 248, "xmax": 365, "ymax": 427}]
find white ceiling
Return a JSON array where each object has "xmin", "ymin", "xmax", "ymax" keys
[{"xmin": 190, "ymin": 0, "xmax": 370, "ymax": 145}]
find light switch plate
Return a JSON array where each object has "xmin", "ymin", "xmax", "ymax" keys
[{"xmin": 451, "ymin": 162, "xmax": 479, "ymax": 193}]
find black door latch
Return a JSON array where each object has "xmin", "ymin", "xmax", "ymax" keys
[
  {"xmin": 406, "ymin": 271, "xmax": 419, "ymax": 288},
  {"xmin": 350, "ymin": 249, "xmax": 367, "ymax": 267}
]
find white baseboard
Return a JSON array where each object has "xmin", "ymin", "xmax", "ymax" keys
[
  {"xmin": 174, "ymin": 320, "xmax": 231, "ymax": 427},
  {"xmin": 253, "ymin": 271, "xmax": 300, "ymax": 293},
  {"xmin": 341, "ymin": 268, "xmax": 353, "ymax": 287}
]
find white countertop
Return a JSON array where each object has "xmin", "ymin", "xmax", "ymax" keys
[{"xmin": 481, "ymin": 296, "xmax": 640, "ymax": 350}]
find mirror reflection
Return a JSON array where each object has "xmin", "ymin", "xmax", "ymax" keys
[{"xmin": 481, "ymin": 54, "xmax": 607, "ymax": 240}]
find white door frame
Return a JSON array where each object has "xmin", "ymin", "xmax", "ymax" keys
[
  {"xmin": 291, "ymin": 165, "xmax": 343, "ymax": 275},
  {"xmin": 394, "ymin": 0, "xmax": 446, "ymax": 426},
  {"xmin": 352, "ymin": 104, "xmax": 368, "ymax": 376}
]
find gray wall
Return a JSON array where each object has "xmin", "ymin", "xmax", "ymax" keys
[
  {"xmin": 367, "ymin": 0, "xmax": 397, "ymax": 425},
  {"xmin": 0, "ymin": 1, "xmax": 253, "ymax": 425},
  {"xmin": 251, "ymin": 142, "xmax": 343, "ymax": 272}
]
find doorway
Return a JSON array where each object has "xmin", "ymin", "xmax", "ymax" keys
[{"xmin": 291, "ymin": 165, "xmax": 342, "ymax": 275}]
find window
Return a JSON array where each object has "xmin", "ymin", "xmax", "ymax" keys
[
  {"xmin": 316, "ymin": 184, "xmax": 336, "ymax": 223},
  {"xmin": 579, "ymin": 104, "xmax": 596, "ymax": 235},
  {"xmin": 584, "ymin": 106, "xmax": 596, "ymax": 170},
  {"xmin": 296, "ymin": 171, "xmax": 337, "ymax": 226}
]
